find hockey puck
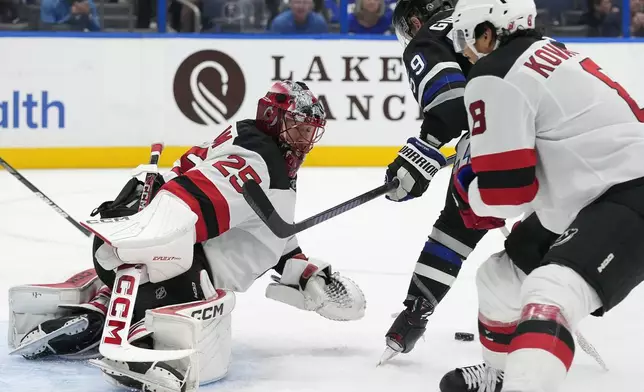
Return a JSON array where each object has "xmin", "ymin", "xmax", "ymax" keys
[{"xmin": 454, "ymin": 332, "xmax": 475, "ymax": 342}]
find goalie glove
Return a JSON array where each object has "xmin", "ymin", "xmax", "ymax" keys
[
  {"xmin": 266, "ymin": 254, "xmax": 366, "ymax": 321},
  {"xmin": 385, "ymin": 137, "xmax": 446, "ymax": 202}
]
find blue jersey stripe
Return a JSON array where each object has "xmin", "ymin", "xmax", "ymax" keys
[
  {"xmin": 422, "ymin": 240, "xmax": 463, "ymax": 266},
  {"xmin": 422, "ymin": 73, "xmax": 466, "ymax": 106}
]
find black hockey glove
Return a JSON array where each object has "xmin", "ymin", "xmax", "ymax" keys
[
  {"xmin": 385, "ymin": 296, "xmax": 435, "ymax": 354},
  {"xmin": 90, "ymin": 176, "xmax": 165, "ymax": 219},
  {"xmin": 385, "ymin": 137, "xmax": 446, "ymax": 202}
]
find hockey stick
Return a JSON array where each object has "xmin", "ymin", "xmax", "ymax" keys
[
  {"xmin": 243, "ymin": 154, "xmax": 457, "ymax": 239},
  {"xmin": 0, "ymin": 156, "xmax": 92, "ymax": 237},
  {"xmin": 498, "ymin": 226, "xmax": 608, "ymax": 371},
  {"xmin": 82, "ymin": 143, "xmax": 194, "ymax": 362}
]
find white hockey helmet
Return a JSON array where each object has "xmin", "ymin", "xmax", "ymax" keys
[{"xmin": 451, "ymin": 0, "xmax": 537, "ymax": 55}]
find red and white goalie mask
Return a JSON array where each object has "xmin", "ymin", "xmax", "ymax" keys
[{"xmin": 256, "ymin": 80, "xmax": 327, "ymax": 177}]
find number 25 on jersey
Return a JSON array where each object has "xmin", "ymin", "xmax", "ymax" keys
[{"xmin": 212, "ymin": 155, "xmax": 262, "ymax": 194}]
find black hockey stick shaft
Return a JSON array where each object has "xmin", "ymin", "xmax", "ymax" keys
[
  {"xmin": 243, "ymin": 153, "xmax": 456, "ymax": 239},
  {"xmin": 0, "ymin": 156, "xmax": 92, "ymax": 237},
  {"xmin": 138, "ymin": 143, "xmax": 164, "ymax": 211}
]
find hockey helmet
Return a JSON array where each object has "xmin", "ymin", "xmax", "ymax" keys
[
  {"xmin": 256, "ymin": 80, "xmax": 326, "ymax": 156},
  {"xmin": 392, "ymin": 0, "xmax": 457, "ymax": 46},
  {"xmin": 451, "ymin": 0, "xmax": 537, "ymax": 55}
]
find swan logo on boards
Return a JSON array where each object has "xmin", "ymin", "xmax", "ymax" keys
[
  {"xmin": 173, "ymin": 50, "xmax": 246, "ymax": 126},
  {"xmin": 0, "ymin": 91, "xmax": 65, "ymax": 129}
]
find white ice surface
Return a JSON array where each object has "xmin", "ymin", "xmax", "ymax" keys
[{"xmin": 0, "ymin": 167, "xmax": 642, "ymax": 391}]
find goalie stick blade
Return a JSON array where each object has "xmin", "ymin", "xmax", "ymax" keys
[
  {"xmin": 100, "ymin": 341, "xmax": 194, "ymax": 363},
  {"xmin": 100, "ymin": 265, "xmax": 194, "ymax": 362}
]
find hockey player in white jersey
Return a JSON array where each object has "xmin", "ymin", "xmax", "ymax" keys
[
  {"xmin": 437, "ymin": 0, "xmax": 644, "ymax": 391},
  {"xmin": 7, "ymin": 80, "xmax": 366, "ymax": 392}
]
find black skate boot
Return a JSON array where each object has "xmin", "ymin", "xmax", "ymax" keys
[
  {"xmin": 379, "ymin": 296, "xmax": 435, "ymax": 364},
  {"xmin": 18, "ymin": 311, "xmax": 105, "ymax": 360},
  {"xmin": 94, "ymin": 358, "xmax": 187, "ymax": 392},
  {"xmin": 440, "ymin": 363, "xmax": 504, "ymax": 392},
  {"xmin": 385, "ymin": 296, "xmax": 435, "ymax": 353}
]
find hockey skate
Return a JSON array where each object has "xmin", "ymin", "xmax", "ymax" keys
[
  {"xmin": 439, "ymin": 363, "xmax": 504, "ymax": 392},
  {"xmin": 91, "ymin": 357, "xmax": 188, "ymax": 392},
  {"xmin": 10, "ymin": 284, "xmax": 111, "ymax": 360},
  {"xmin": 12, "ymin": 312, "xmax": 104, "ymax": 360},
  {"xmin": 379, "ymin": 296, "xmax": 434, "ymax": 365}
]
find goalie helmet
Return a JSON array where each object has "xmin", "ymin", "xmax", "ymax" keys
[
  {"xmin": 392, "ymin": 0, "xmax": 457, "ymax": 47},
  {"xmin": 256, "ymin": 80, "xmax": 327, "ymax": 177}
]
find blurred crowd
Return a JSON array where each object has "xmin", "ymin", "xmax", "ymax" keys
[
  {"xmin": 0, "ymin": 0, "xmax": 641, "ymax": 37},
  {"xmin": 534, "ymin": 0, "xmax": 644, "ymax": 37},
  {"xmin": 0, "ymin": 0, "xmax": 396, "ymax": 33}
]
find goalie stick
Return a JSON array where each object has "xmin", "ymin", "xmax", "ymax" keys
[
  {"xmin": 243, "ymin": 153, "xmax": 457, "ymax": 239},
  {"xmin": 0, "ymin": 156, "xmax": 91, "ymax": 237},
  {"xmin": 82, "ymin": 143, "xmax": 194, "ymax": 363}
]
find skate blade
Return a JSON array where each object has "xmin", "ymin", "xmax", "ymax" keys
[
  {"xmin": 377, "ymin": 347, "xmax": 399, "ymax": 366},
  {"xmin": 59, "ymin": 341, "xmax": 101, "ymax": 360},
  {"xmin": 10, "ymin": 318, "xmax": 88, "ymax": 357},
  {"xmin": 89, "ymin": 359, "xmax": 184, "ymax": 392}
]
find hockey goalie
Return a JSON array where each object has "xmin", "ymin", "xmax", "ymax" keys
[{"xmin": 7, "ymin": 80, "xmax": 366, "ymax": 392}]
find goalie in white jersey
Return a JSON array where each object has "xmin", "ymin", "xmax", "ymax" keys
[
  {"xmin": 7, "ymin": 80, "xmax": 366, "ymax": 392},
  {"xmin": 435, "ymin": 1, "xmax": 644, "ymax": 392}
]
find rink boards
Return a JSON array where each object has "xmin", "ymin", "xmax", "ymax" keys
[{"xmin": 0, "ymin": 37, "xmax": 642, "ymax": 168}]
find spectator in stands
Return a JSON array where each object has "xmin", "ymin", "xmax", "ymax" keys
[
  {"xmin": 631, "ymin": 0, "xmax": 644, "ymax": 36},
  {"xmin": 348, "ymin": 0, "xmax": 392, "ymax": 34},
  {"xmin": 580, "ymin": 0, "xmax": 621, "ymax": 37},
  {"xmin": 0, "ymin": 0, "xmax": 20, "ymax": 25},
  {"xmin": 267, "ymin": 0, "xmax": 328, "ymax": 28},
  {"xmin": 269, "ymin": 0, "xmax": 327, "ymax": 33},
  {"xmin": 40, "ymin": 0, "xmax": 100, "ymax": 30},
  {"xmin": 266, "ymin": 0, "xmax": 281, "ymax": 28}
]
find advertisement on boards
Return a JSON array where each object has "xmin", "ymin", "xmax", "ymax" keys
[
  {"xmin": 169, "ymin": 45, "xmax": 424, "ymax": 147},
  {"xmin": 0, "ymin": 38, "xmax": 642, "ymax": 168},
  {"xmin": 0, "ymin": 91, "xmax": 65, "ymax": 130},
  {"xmin": 0, "ymin": 39, "xmax": 426, "ymax": 149}
]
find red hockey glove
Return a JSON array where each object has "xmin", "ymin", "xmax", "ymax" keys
[{"xmin": 452, "ymin": 164, "xmax": 506, "ymax": 230}]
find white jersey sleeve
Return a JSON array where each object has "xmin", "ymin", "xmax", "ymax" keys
[
  {"xmin": 282, "ymin": 235, "xmax": 301, "ymax": 257},
  {"xmin": 160, "ymin": 123, "xmax": 276, "ymax": 243},
  {"xmin": 464, "ymin": 75, "xmax": 538, "ymax": 220}
]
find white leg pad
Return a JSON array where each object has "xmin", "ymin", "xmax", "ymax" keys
[
  {"xmin": 145, "ymin": 289, "xmax": 236, "ymax": 390},
  {"xmin": 8, "ymin": 269, "xmax": 101, "ymax": 349}
]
